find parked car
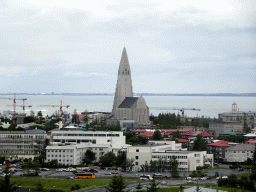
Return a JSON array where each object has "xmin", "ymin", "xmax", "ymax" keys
[
  {"xmin": 222, "ymin": 176, "xmax": 228, "ymax": 179},
  {"xmin": 66, "ymin": 167, "xmax": 76, "ymax": 172},
  {"xmin": 185, "ymin": 177, "xmax": 192, "ymax": 180},
  {"xmin": 0, "ymin": 173, "xmax": 6, "ymax": 177},
  {"xmin": 88, "ymin": 169, "xmax": 98, "ymax": 173},
  {"xmin": 66, "ymin": 176, "xmax": 74, "ymax": 180},
  {"xmin": 153, "ymin": 173, "xmax": 162, "ymax": 176},
  {"xmin": 41, "ymin": 168, "xmax": 49, "ymax": 171},
  {"xmin": 104, "ymin": 172, "xmax": 112, "ymax": 175},
  {"xmin": 187, "ymin": 180, "xmax": 194, "ymax": 183},
  {"xmin": 121, "ymin": 169, "xmax": 126, "ymax": 172},
  {"xmin": 56, "ymin": 168, "xmax": 66, "ymax": 172},
  {"xmin": 140, "ymin": 174, "xmax": 153, "ymax": 180},
  {"xmin": 82, "ymin": 169, "xmax": 89, "ymax": 172},
  {"xmin": 201, "ymin": 177, "xmax": 207, "ymax": 181}
]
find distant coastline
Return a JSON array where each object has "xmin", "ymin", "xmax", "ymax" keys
[{"xmin": 0, "ymin": 93, "xmax": 255, "ymax": 97}]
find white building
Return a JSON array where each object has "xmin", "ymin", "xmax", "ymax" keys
[
  {"xmin": 46, "ymin": 143, "xmax": 112, "ymax": 165},
  {"xmin": 127, "ymin": 140, "xmax": 213, "ymax": 171},
  {"xmin": 49, "ymin": 130, "xmax": 130, "ymax": 156},
  {"xmin": 225, "ymin": 144, "xmax": 255, "ymax": 163},
  {"xmin": 0, "ymin": 130, "xmax": 47, "ymax": 155},
  {"xmin": 50, "ymin": 130, "xmax": 126, "ymax": 146}
]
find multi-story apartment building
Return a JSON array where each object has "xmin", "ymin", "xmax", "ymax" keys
[
  {"xmin": 0, "ymin": 130, "xmax": 47, "ymax": 155},
  {"xmin": 207, "ymin": 140, "xmax": 233, "ymax": 161},
  {"xmin": 46, "ymin": 143, "xmax": 112, "ymax": 165},
  {"xmin": 127, "ymin": 140, "xmax": 213, "ymax": 171},
  {"xmin": 49, "ymin": 131, "xmax": 128, "ymax": 153},
  {"xmin": 209, "ymin": 122, "xmax": 243, "ymax": 137},
  {"xmin": 224, "ymin": 144, "xmax": 255, "ymax": 163}
]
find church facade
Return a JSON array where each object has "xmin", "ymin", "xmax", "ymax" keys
[{"xmin": 111, "ymin": 48, "xmax": 150, "ymax": 125}]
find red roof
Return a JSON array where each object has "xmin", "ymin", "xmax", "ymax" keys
[
  {"xmin": 140, "ymin": 132, "xmax": 154, "ymax": 137},
  {"xmin": 161, "ymin": 129, "xmax": 189, "ymax": 133},
  {"xmin": 199, "ymin": 131, "xmax": 215, "ymax": 137},
  {"xmin": 177, "ymin": 138, "xmax": 189, "ymax": 143},
  {"xmin": 181, "ymin": 131, "xmax": 198, "ymax": 136},
  {"xmin": 246, "ymin": 139, "xmax": 256, "ymax": 144},
  {"xmin": 207, "ymin": 140, "xmax": 232, "ymax": 147}
]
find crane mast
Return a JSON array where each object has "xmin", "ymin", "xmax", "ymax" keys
[
  {"xmin": 0, "ymin": 93, "xmax": 28, "ymax": 114},
  {"xmin": 38, "ymin": 100, "xmax": 70, "ymax": 116}
]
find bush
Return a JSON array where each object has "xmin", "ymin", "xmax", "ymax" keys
[
  {"xmin": 196, "ymin": 165, "xmax": 210, "ymax": 170},
  {"xmin": 189, "ymin": 170, "xmax": 206, "ymax": 177}
]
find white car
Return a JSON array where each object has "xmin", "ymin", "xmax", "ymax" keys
[
  {"xmin": 187, "ymin": 180, "xmax": 194, "ymax": 183},
  {"xmin": 56, "ymin": 168, "xmax": 66, "ymax": 172},
  {"xmin": 104, "ymin": 172, "xmax": 112, "ymax": 175},
  {"xmin": 201, "ymin": 177, "xmax": 207, "ymax": 181},
  {"xmin": 153, "ymin": 173, "xmax": 162, "ymax": 176},
  {"xmin": 222, "ymin": 176, "xmax": 228, "ymax": 179},
  {"xmin": 66, "ymin": 167, "xmax": 76, "ymax": 172}
]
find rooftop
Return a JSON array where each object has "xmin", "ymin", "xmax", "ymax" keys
[{"xmin": 118, "ymin": 97, "xmax": 138, "ymax": 108}]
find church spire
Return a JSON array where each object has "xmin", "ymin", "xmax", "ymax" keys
[
  {"xmin": 118, "ymin": 47, "xmax": 131, "ymax": 75},
  {"xmin": 112, "ymin": 47, "xmax": 133, "ymax": 115}
]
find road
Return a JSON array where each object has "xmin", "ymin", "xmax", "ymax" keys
[{"xmin": 10, "ymin": 165, "xmax": 250, "ymax": 192}]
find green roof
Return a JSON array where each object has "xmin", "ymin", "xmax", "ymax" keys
[{"xmin": 220, "ymin": 131, "xmax": 237, "ymax": 136}]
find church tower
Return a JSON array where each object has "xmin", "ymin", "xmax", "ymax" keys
[{"xmin": 112, "ymin": 47, "xmax": 133, "ymax": 115}]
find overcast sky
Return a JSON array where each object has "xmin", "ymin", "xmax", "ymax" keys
[{"xmin": 0, "ymin": 0, "xmax": 255, "ymax": 94}]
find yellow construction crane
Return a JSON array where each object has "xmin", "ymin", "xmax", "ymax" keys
[
  {"xmin": 38, "ymin": 100, "xmax": 70, "ymax": 115},
  {"xmin": 0, "ymin": 93, "xmax": 28, "ymax": 114}
]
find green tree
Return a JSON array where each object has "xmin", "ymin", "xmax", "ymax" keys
[
  {"xmin": 170, "ymin": 156, "xmax": 179, "ymax": 178},
  {"xmin": 146, "ymin": 176, "xmax": 159, "ymax": 192},
  {"xmin": 252, "ymin": 143, "xmax": 256, "ymax": 165},
  {"xmin": 172, "ymin": 130, "xmax": 182, "ymax": 140},
  {"xmin": 72, "ymin": 109, "xmax": 80, "ymax": 125},
  {"xmin": 152, "ymin": 129, "xmax": 162, "ymax": 140},
  {"xmin": 0, "ymin": 167, "xmax": 19, "ymax": 192},
  {"xmin": 135, "ymin": 182, "xmax": 144, "ymax": 192},
  {"xmin": 82, "ymin": 149, "xmax": 96, "ymax": 165},
  {"xmin": 243, "ymin": 114, "xmax": 250, "ymax": 133},
  {"xmin": 126, "ymin": 158, "xmax": 135, "ymax": 171},
  {"xmin": 106, "ymin": 175, "xmax": 126, "ymax": 192},
  {"xmin": 99, "ymin": 152, "xmax": 117, "ymax": 167},
  {"xmin": 116, "ymin": 151, "xmax": 126, "ymax": 168},
  {"xmin": 33, "ymin": 181, "xmax": 46, "ymax": 192},
  {"xmin": 192, "ymin": 135, "xmax": 207, "ymax": 151},
  {"xmin": 180, "ymin": 185, "xmax": 184, "ymax": 192},
  {"xmin": 24, "ymin": 116, "xmax": 34, "ymax": 123}
]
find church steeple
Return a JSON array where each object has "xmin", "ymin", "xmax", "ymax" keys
[
  {"xmin": 118, "ymin": 47, "xmax": 131, "ymax": 76},
  {"xmin": 112, "ymin": 47, "xmax": 133, "ymax": 115}
]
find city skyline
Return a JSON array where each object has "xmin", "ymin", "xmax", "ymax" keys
[{"xmin": 0, "ymin": 1, "xmax": 255, "ymax": 94}]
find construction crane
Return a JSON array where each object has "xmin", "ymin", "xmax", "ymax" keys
[
  {"xmin": 150, "ymin": 107, "xmax": 201, "ymax": 117},
  {"xmin": 7, "ymin": 99, "xmax": 32, "ymax": 114},
  {"xmin": 0, "ymin": 93, "xmax": 28, "ymax": 114},
  {"xmin": 38, "ymin": 100, "xmax": 70, "ymax": 115}
]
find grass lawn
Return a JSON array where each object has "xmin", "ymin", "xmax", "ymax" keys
[
  {"xmin": 235, "ymin": 172, "xmax": 251, "ymax": 178},
  {"xmin": 11, "ymin": 178, "xmax": 110, "ymax": 191},
  {"xmin": 11, "ymin": 177, "xmax": 141, "ymax": 192}
]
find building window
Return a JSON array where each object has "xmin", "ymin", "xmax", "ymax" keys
[
  {"xmin": 196, "ymin": 160, "xmax": 200, "ymax": 163},
  {"xmin": 135, "ymin": 162, "xmax": 139, "ymax": 165},
  {"xmin": 135, "ymin": 156, "xmax": 139, "ymax": 160},
  {"xmin": 136, "ymin": 149, "xmax": 139, "ymax": 152}
]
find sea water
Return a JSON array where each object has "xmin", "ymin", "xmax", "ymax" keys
[{"xmin": 0, "ymin": 95, "xmax": 255, "ymax": 118}]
